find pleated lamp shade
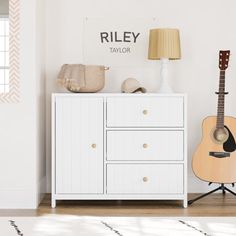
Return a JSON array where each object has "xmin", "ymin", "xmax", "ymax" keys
[{"xmin": 148, "ymin": 28, "xmax": 181, "ymax": 60}]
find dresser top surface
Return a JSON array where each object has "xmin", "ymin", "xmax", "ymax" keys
[{"xmin": 52, "ymin": 93, "xmax": 187, "ymax": 98}]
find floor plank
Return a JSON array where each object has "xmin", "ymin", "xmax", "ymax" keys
[{"xmin": 1, "ymin": 193, "xmax": 236, "ymax": 217}]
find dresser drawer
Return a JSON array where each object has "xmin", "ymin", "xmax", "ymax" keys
[
  {"xmin": 106, "ymin": 96, "xmax": 184, "ymax": 127},
  {"xmin": 107, "ymin": 164, "xmax": 184, "ymax": 194},
  {"xmin": 107, "ymin": 130, "xmax": 183, "ymax": 161}
]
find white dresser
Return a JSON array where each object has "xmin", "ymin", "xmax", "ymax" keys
[{"xmin": 52, "ymin": 93, "xmax": 187, "ymax": 208}]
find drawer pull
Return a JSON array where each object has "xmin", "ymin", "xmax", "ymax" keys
[
  {"xmin": 91, "ymin": 144, "xmax": 97, "ymax": 149},
  {"xmin": 142, "ymin": 110, "xmax": 148, "ymax": 115},
  {"xmin": 143, "ymin": 143, "xmax": 148, "ymax": 149},
  {"xmin": 143, "ymin": 177, "xmax": 148, "ymax": 182}
]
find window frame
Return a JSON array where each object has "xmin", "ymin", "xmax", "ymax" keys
[
  {"xmin": 0, "ymin": 0, "xmax": 20, "ymax": 103},
  {"xmin": 0, "ymin": 15, "xmax": 10, "ymax": 93}
]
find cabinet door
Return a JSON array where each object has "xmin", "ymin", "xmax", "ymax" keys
[{"xmin": 55, "ymin": 97, "xmax": 104, "ymax": 194}]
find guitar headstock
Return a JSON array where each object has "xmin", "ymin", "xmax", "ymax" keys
[{"xmin": 219, "ymin": 50, "xmax": 230, "ymax": 70}]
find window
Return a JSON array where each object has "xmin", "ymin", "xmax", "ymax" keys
[{"xmin": 0, "ymin": 16, "xmax": 9, "ymax": 93}]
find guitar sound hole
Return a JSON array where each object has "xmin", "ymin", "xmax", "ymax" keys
[{"xmin": 213, "ymin": 128, "xmax": 229, "ymax": 143}]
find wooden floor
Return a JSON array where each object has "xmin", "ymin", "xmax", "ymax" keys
[{"xmin": 1, "ymin": 193, "xmax": 236, "ymax": 217}]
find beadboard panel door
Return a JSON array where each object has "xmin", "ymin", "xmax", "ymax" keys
[
  {"xmin": 107, "ymin": 96, "xmax": 184, "ymax": 127},
  {"xmin": 55, "ymin": 97, "xmax": 104, "ymax": 194},
  {"xmin": 107, "ymin": 164, "xmax": 184, "ymax": 194},
  {"xmin": 107, "ymin": 130, "xmax": 184, "ymax": 161}
]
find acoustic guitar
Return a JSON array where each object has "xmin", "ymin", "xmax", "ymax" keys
[{"xmin": 192, "ymin": 50, "xmax": 236, "ymax": 184}]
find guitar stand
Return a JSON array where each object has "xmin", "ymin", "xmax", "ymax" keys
[{"xmin": 188, "ymin": 183, "xmax": 236, "ymax": 205}]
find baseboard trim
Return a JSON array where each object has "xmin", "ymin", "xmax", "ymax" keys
[
  {"xmin": 0, "ymin": 189, "xmax": 38, "ymax": 209},
  {"xmin": 0, "ymin": 176, "xmax": 47, "ymax": 209}
]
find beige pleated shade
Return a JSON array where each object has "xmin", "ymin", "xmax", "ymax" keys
[{"xmin": 148, "ymin": 28, "xmax": 181, "ymax": 60}]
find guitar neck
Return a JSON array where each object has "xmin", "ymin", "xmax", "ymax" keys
[{"xmin": 216, "ymin": 70, "xmax": 226, "ymax": 129}]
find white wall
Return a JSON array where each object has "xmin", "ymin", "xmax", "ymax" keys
[
  {"xmin": 0, "ymin": 0, "xmax": 46, "ymax": 209},
  {"xmin": 45, "ymin": 0, "xmax": 236, "ymax": 193}
]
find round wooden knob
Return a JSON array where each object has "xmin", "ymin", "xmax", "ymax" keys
[
  {"xmin": 91, "ymin": 144, "xmax": 97, "ymax": 149},
  {"xmin": 143, "ymin": 110, "xmax": 148, "ymax": 115},
  {"xmin": 143, "ymin": 143, "xmax": 148, "ymax": 149},
  {"xmin": 143, "ymin": 177, "xmax": 148, "ymax": 182}
]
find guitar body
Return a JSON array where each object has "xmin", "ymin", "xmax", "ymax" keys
[{"xmin": 192, "ymin": 116, "xmax": 236, "ymax": 183}]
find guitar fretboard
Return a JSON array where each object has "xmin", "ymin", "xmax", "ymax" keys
[{"xmin": 216, "ymin": 70, "xmax": 226, "ymax": 129}]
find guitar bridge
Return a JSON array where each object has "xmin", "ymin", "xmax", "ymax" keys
[
  {"xmin": 209, "ymin": 152, "xmax": 230, "ymax": 158},
  {"xmin": 215, "ymin": 92, "xmax": 229, "ymax": 95}
]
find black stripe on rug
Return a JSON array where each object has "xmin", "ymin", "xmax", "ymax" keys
[
  {"xmin": 179, "ymin": 220, "xmax": 211, "ymax": 236},
  {"xmin": 9, "ymin": 220, "xmax": 24, "ymax": 236},
  {"xmin": 101, "ymin": 221, "xmax": 124, "ymax": 236}
]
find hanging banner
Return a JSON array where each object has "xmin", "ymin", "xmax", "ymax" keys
[{"xmin": 83, "ymin": 18, "xmax": 157, "ymax": 67}]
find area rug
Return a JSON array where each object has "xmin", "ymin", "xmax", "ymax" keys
[{"xmin": 1, "ymin": 216, "xmax": 236, "ymax": 236}]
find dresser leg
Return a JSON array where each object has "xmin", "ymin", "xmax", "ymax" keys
[
  {"xmin": 51, "ymin": 198, "xmax": 56, "ymax": 208},
  {"xmin": 183, "ymin": 199, "xmax": 188, "ymax": 208}
]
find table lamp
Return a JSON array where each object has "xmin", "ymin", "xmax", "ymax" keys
[{"xmin": 148, "ymin": 28, "xmax": 181, "ymax": 93}]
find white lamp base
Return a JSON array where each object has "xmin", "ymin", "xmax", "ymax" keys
[{"xmin": 158, "ymin": 58, "xmax": 173, "ymax": 93}]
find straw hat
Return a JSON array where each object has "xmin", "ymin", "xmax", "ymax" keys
[{"xmin": 121, "ymin": 78, "xmax": 146, "ymax": 93}]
